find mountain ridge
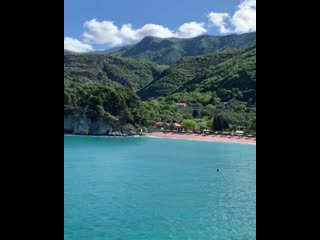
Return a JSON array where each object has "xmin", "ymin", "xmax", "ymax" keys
[
  {"xmin": 64, "ymin": 32, "xmax": 256, "ymax": 65},
  {"xmin": 64, "ymin": 33, "xmax": 256, "ymax": 134},
  {"xmin": 102, "ymin": 32, "xmax": 256, "ymax": 65}
]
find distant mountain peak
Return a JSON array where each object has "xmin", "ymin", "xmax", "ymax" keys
[
  {"xmin": 106, "ymin": 32, "xmax": 256, "ymax": 65},
  {"xmin": 77, "ymin": 32, "xmax": 256, "ymax": 65}
]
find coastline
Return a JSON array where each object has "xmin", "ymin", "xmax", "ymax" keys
[
  {"xmin": 147, "ymin": 132, "xmax": 256, "ymax": 145},
  {"xmin": 64, "ymin": 132, "xmax": 256, "ymax": 145}
]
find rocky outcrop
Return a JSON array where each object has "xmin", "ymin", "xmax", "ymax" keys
[{"xmin": 64, "ymin": 114, "xmax": 113, "ymax": 135}]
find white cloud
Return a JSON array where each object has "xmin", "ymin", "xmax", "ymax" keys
[
  {"xmin": 232, "ymin": 0, "xmax": 256, "ymax": 33},
  {"xmin": 64, "ymin": 0, "xmax": 256, "ymax": 51},
  {"xmin": 207, "ymin": 13, "xmax": 231, "ymax": 33},
  {"xmin": 64, "ymin": 37, "xmax": 93, "ymax": 52},
  {"xmin": 134, "ymin": 24, "xmax": 175, "ymax": 39},
  {"xmin": 176, "ymin": 22, "xmax": 207, "ymax": 38},
  {"xmin": 82, "ymin": 19, "xmax": 206, "ymax": 46},
  {"xmin": 208, "ymin": 0, "xmax": 256, "ymax": 34},
  {"xmin": 83, "ymin": 20, "xmax": 127, "ymax": 45}
]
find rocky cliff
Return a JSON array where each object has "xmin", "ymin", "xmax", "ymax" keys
[{"xmin": 64, "ymin": 114, "xmax": 114, "ymax": 135}]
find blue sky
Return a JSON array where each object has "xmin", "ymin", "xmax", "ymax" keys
[{"xmin": 64, "ymin": 0, "xmax": 256, "ymax": 52}]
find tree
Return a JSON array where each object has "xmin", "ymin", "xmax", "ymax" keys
[
  {"xmin": 205, "ymin": 119, "xmax": 213, "ymax": 129},
  {"xmin": 141, "ymin": 127, "xmax": 148, "ymax": 133},
  {"xmin": 212, "ymin": 115, "xmax": 229, "ymax": 131},
  {"xmin": 236, "ymin": 104, "xmax": 247, "ymax": 112},
  {"xmin": 198, "ymin": 121, "xmax": 208, "ymax": 131},
  {"xmin": 250, "ymin": 116, "xmax": 256, "ymax": 131},
  {"xmin": 182, "ymin": 119, "xmax": 198, "ymax": 131},
  {"xmin": 192, "ymin": 109, "xmax": 200, "ymax": 118},
  {"xmin": 209, "ymin": 92, "xmax": 217, "ymax": 104}
]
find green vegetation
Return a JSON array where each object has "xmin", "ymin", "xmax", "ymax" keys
[
  {"xmin": 182, "ymin": 119, "xmax": 199, "ymax": 131},
  {"xmin": 138, "ymin": 46, "xmax": 256, "ymax": 100},
  {"xmin": 136, "ymin": 46, "xmax": 256, "ymax": 133},
  {"xmin": 212, "ymin": 115, "xmax": 229, "ymax": 132},
  {"xmin": 64, "ymin": 78, "xmax": 142, "ymax": 125},
  {"xmin": 107, "ymin": 32, "xmax": 256, "ymax": 65},
  {"xmin": 64, "ymin": 33, "xmax": 256, "ymax": 134},
  {"xmin": 64, "ymin": 54, "xmax": 163, "ymax": 91}
]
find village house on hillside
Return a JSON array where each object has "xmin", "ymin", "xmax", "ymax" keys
[
  {"xmin": 155, "ymin": 122, "xmax": 170, "ymax": 128},
  {"xmin": 151, "ymin": 122, "xmax": 183, "ymax": 132},
  {"xmin": 176, "ymin": 103, "xmax": 187, "ymax": 108},
  {"xmin": 173, "ymin": 123, "xmax": 183, "ymax": 131}
]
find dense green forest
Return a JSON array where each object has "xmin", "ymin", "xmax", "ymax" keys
[
  {"xmin": 64, "ymin": 33, "xmax": 256, "ymax": 134},
  {"xmin": 139, "ymin": 46, "xmax": 255, "ymax": 99},
  {"xmin": 104, "ymin": 32, "xmax": 256, "ymax": 65},
  {"xmin": 64, "ymin": 54, "xmax": 164, "ymax": 91}
]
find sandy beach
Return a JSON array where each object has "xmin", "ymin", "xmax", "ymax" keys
[{"xmin": 147, "ymin": 132, "xmax": 256, "ymax": 144}]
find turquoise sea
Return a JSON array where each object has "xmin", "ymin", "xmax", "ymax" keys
[{"xmin": 64, "ymin": 135, "xmax": 256, "ymax": 240}]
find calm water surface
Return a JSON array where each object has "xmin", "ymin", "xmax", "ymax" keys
[{"xmin": 64, "ymin": 135, "xmax": 256, "ymax": 240}]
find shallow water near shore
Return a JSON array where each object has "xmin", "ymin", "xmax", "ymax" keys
[{"xmin": 64, "ymin": 135, "xmax": 256, "ymax": 240}]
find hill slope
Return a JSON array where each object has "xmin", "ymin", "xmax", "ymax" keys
[
  {"xmin": 106, "ymin": 32, "xmax": 256, "ymax": 65},
  {"xmin": 138, "ymin": 45, "xmax": 256, "ymax": 103},
  {"xmin": 64, "ymin": 54, "xmax": 163, "ymax": 90},
  {"xmin": 64, "ymin": 39, "xmax": 256, "ymax": 134}
]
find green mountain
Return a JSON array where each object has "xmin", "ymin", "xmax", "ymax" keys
[
  {"xmin": 64, "ymin": 54, "xmax": 163, "ymax": 91},
  {"xmin": 138, "ymin": 45, "xmax": 256, "ymax": 102},
  {"xmin": 90, "ymin": 45, "xmax": 134, "ymax": 55},
  {"xmin": 107, "ymin": 32, "xmax": 256, "ymax": 65},
  {"xmin": 64, "ymin": 34, "xmax": 256, "ymax": 134}
]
